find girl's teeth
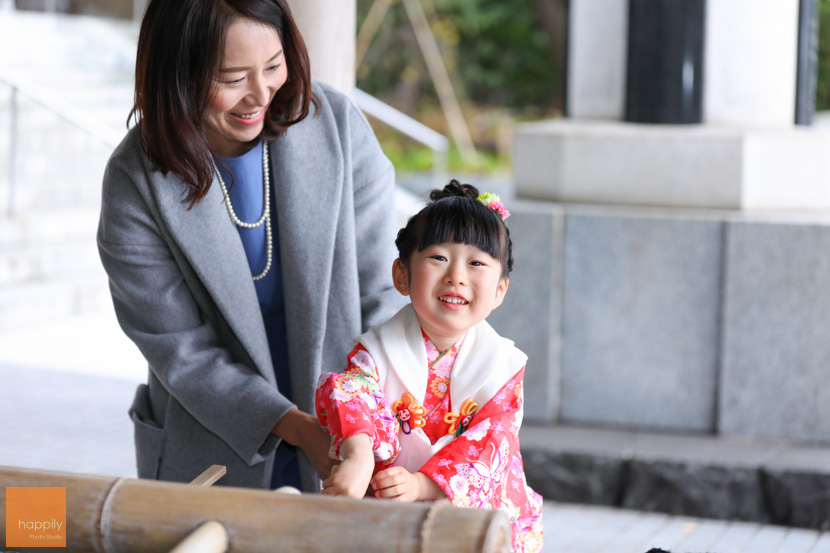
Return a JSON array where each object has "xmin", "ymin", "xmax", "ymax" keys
[
  {"xmin": 440, "ymin": 296, "xmax": 467, "ymax": 304},
  {"xmin": 237, "ymin": 110, "xmax": 261, "ymax": 119}
]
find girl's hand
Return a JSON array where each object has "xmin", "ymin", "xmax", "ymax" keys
[
  {"xmin": 370, "ymin": 466, "xmax": 447, "ymax": 502},
  {"xmin": 321, "ymin": 435, "xmax": 375, "ymax": 498},
  {"xmin": 271, "ymin": 409, "xmax": 336, "ymax": 480}
]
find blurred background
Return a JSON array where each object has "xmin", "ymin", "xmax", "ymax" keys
[{"xmin": 5, "ymin": 1, "xmax": 830, "ymax": 551}]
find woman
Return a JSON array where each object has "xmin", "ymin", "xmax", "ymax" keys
[{"xmin": 97, "ymin": 0, "xmax": 404, "ymax": 491}]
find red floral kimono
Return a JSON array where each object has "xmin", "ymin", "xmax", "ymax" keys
[{"xmin": 316, "ymin": 305, "xmax": 543, "ymax": 553}]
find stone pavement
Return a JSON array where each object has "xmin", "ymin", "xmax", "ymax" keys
[{"xmin": 2, "ymin": 310, "xmax": 830, "ymax": 552}]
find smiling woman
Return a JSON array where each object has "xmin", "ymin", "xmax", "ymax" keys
[
  {"xmin": 97, "ymin": 0, "xmax": 405, "ymax": 492},
  {"xmin": 203, "ymin": 19, "xmax": 288, "ymax": 157}
]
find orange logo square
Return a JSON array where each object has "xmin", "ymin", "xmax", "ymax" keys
[{"xmin": 5, "ymin": 487, "xmax": 66, "ymax": 548}]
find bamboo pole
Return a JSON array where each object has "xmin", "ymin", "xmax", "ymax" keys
[
  {"xmin": 356, "ymin": 0, "xmax": 394, "ymax": 68},
  {"xmin": 401, "ymin": 0, "xmax": 479, "ymax": 166},
  {"xmin": 169, "ymin": 521, "xmax": 227, "ymax": 553},
  {"xmin": 0, "ymin": 466, "xmax": 510, "ymax": 553}
]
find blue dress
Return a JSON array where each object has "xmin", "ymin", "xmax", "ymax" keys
[{"xmin": 216, "ymin": 141, "xmax": 301, "ymax": 490}]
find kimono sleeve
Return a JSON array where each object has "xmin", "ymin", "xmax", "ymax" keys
[
  {"xmin": 315, "ymin": 344, "xmax": 401, "ymax": 463},
  {"xmin": 419, "ymin": 368, "xmax": 544, "ymax": 553}
]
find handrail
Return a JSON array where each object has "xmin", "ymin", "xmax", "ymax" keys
[
  {"xmin": 354, "ymin": 88, "xmax": 448, "ymax": 152},
  {"xmin": 0, "ymin": 64, "xmax": 447, "ymax": 215},
  {"xmin": 1, "ymin": 66, "xmax": 123, "ymax": 215},
  {"xmin": 0, "ymin": 67, "xmax": 123, "ymax": 148},
  {"xmin": 0, "ymin": 72, "xmax": 442, "ymax": 162},
  {"xmin": 353, "ymin": 87, "xmax": 449, "ymax": 184}
]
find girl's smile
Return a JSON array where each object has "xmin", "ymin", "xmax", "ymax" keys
[
  {"xmin": 393, "ymin": 242, "xmax": 509, "ymax": 351},
  {"xmin": 438, "ymin": 292, "xmax": 469, "ymax": 307}
]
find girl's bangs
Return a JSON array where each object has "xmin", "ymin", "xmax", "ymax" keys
[{"xmin": 416, "ymin": 200, "xmax": 502, "ymax": 261}]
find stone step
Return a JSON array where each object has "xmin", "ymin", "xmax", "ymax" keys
[
  {"xmin": 0, "ymin": 207, "xmax": 104, "ymax": 326},
  {"xmin": 4, "ymin": 82, "xmax": 135, "ymax": 132},
  {"xmin": 0, "ymin": 207, "xmax": 100, "ymax": 246},
  {"xmin": 520, "ymin": 424, "xmax": 830, "ymax": 530},
  {"xmin": 0, "ymin": 115, "xmax": 115, "ymax": 210},
  {"xmin": 0, "ymin": 267, "xmax": 110, "ymax": 332},
  {"xmin": 0, "ymin": 236, "xmax": 99, "ymax": 286}
]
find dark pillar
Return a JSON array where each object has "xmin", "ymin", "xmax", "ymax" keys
[
  {"xmin": 795, "ymin": 0, "xmax": 819, "ymax": 126},
  {"xmin": 625, "ymin": 0, "xmax": 705, "ymax": 124}
]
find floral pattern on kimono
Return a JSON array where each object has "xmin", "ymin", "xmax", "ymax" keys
[
  {"xmin": 420, "ymin": 369, "xmax": 544, "ymax": 553},
  {"xmin": 316, "ymin": 333, "xmax": 460, "ymax": 464},
  {"xmin": 316, "ymin": 344, "xmax": 400, "ymax": 466},
  {"xmin": 316, "ymin": 333, "xmax": 543, "ymax": 553}
]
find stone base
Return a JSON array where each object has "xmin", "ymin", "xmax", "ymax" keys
[
  {"xmin": 513, "ymin": 120, "xmax": 830, "ymax": 210},
  {"xmin": 497, "ymin": 200, "xmax": 830, "ymax": 443},
  {"xmin": 522, "ymin": 424, "xmax": 830, "ymax": 529}
]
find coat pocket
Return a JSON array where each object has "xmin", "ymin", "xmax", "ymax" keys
[{"xmin": 128, "ymin": 383, "xmax": 165, "ymax": 479}]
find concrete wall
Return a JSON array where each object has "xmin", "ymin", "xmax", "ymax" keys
[{"xmin": 491, "ymin": 201, "xmax": 830, "ymax": 445}]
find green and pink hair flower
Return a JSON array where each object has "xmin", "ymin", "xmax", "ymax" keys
[{"xmin": 476, "ymin": 192, "xmax": 510, "ymax": 222}]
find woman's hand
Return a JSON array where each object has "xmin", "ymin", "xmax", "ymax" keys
[
  {"xmin": 321, "ymin": 435, "xmax": 375, "ymax": 498},
  {"xmin": 271, "ymin": 409, "xmax": 336, "ymax": 480},
  {"xmin": 370, "ymin": 466, "xmax": 447, "ymax": 502}
]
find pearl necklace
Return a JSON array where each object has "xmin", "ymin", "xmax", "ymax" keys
[{"xmin": 212, "ymin": 142, "xmax": 272, "ymax": 281}]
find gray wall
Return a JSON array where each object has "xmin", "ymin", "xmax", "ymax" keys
[{"xmin": 490, "ymin": 201, "xmax": 830, "ymax": 445}]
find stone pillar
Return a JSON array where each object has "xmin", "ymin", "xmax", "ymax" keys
[
  {"xmin": 705, "ymin": 0, "xmax": 799, "ymax": 126},
  {"xmin": 515, "ymin": 0, "xmax": 830, "ymax": 211},
  {"xmin": 133, "ymin": 0, "xmax": 146, "ymax": 20},
  {"xmin": 286, "ymin": 0, "xmax": 355, "ymax": 97},
  {"xmin": 504, "ymin": 0, "xmax": 830, "ymax": 442},
  {"xmin": 566, "ymin": 0, "xmax": 627, "ymax": 119}
]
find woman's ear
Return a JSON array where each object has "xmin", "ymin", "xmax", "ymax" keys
[
  {"xmin": 392, "ymin": 258, "xmax": 410, "ymax": 296},
  {"xmin": 493, "ymin": 277, "xmax": 509, "ymax": 309}
]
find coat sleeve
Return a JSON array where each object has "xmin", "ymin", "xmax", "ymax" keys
[
  {"xmin": 97, "ymin": 146, "xmax": 291, "ymax": 466},
  {"xmin": 419, "ymin": 369, "xmax": 544, "ymax": 553}
]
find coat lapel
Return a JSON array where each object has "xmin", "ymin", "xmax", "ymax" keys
[
  {"xmin": 268, "ymin": 123, "xmax": 342, "ymax": 389},
  {"xmin": 147, "ymin": 100, "xmax": 345, "ymax": 397},
  {"xmin": 150, "ymin": 168, "xmax": 274, "ymax": 383}
]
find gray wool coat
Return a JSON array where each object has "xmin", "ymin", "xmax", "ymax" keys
[{"xmin": 97, "ymin": 82, "xmax": 406, "ymax": 491}]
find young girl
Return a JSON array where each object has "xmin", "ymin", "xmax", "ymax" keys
[{"xmin": 315, "ymin": 181, "xmax": 543, "ymax": 553}]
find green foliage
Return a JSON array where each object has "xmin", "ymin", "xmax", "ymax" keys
[
  {"xmin": 431, "ymin": 0, "xmax": 557, "ymax": 108},
  {"xmin": 356, "ymin": 0, "xmax": 557, "ymax": 110},
  {"xmin": 355, "ymin": 0, "xmax": 559, "ymax": 173},
  {"xmin": 817, "ymin": 0, "xmax": 830, "ymax": 111},
  {"xmin": 356, "ymin": 2, "xmax": 427, "ymax": 108},
  {"xmin": 370, "ymin": 123, "xmax": 509, "ymax": 174}
]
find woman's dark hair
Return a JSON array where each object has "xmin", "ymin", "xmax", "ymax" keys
[
  {"xmin": 131, "ymin": 0, "xmax": 318, "ymax": 207},
  {"xmin": 395, "ymin": 180, "xmax": 514, "ymax": 277}
]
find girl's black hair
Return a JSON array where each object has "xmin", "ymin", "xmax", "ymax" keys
[{"xmin": 395, "ymin": 180, "xmax": 514, "ymax": 277}]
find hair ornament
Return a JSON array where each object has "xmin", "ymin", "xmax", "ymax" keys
[{"xmin": 476, "ymin": 192, "xmax": 510, "ymax": 222}]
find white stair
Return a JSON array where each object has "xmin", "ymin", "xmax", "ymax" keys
[{"xmin": 0, "ymin": 11, "xmax": 131, "ymax": 329}]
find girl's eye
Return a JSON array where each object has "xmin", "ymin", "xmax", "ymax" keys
[
  {"xmin": 224, "ymin": 77, "xmax": 244, "ymax": 85},
  {"xmin": 430, "ymin": 255, "xmax": 447, "ymax": 262},
  {"xmin": 470, "ymin": 261, "xmax": 485, "ymax": 267},
  {"xmin": 267, "ymin": 64, "xmax": 281, "ymax": 72}
]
